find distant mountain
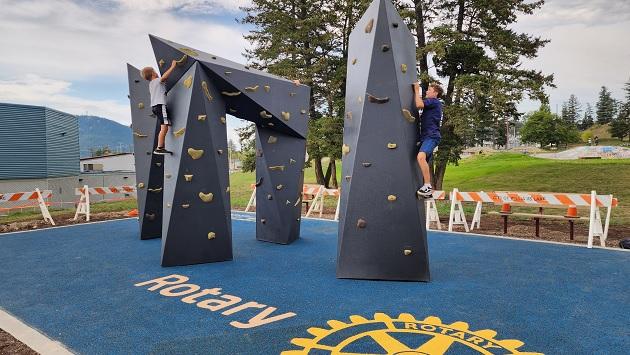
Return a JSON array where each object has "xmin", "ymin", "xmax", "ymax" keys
[{"xmin": 78, "ymin": 115, "xmax": 133, "ymax": 158}]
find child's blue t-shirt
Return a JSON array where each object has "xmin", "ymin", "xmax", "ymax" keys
[{"xmin": 420, "ymin": 98, "xmax": 443, "ymax": 139}]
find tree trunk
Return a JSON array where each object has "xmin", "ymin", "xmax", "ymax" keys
[
  {"xmin": 324, "ymin": 159, "xmax": 333, "ymax": 187},
  {"xmin": 330, "ymin": 159, "xmax": 338, "ymax": 189},
  {"xmin": 413, "ymin": 1, "xmax": 430, "ymax": 90},
  {"xmin": 433, "ymin": 161, "xmax": 447, "ymax": 190},
  {"xmin": 314, "ymin": 157, "xmax": 325, "ymax": 185}
]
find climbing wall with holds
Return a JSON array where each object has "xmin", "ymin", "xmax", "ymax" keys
[
  {"xmin": 148, "ymin": 34, "xmax": 310, "ymax": 265},
  {"xmin": 160, "ymin": 63, "xmax": 232, "ymax": 266},
  {"xmin": 127, "ymin": 64, "xmax": 164, "ymax": 240},
  {"xmin": 337, "ymin": 0, "xmax": 430, "ymax": 281}
]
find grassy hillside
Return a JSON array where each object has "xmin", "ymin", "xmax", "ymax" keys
[{"xmin": 441, "ymin": 153, "xmax": 630, "ymax": 224}]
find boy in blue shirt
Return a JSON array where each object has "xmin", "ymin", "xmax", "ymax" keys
[{"xmin": 412, "ymin": 82, "xmax": 444, "ymax": 198}]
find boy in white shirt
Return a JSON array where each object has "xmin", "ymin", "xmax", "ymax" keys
[{"xmin": 141, "ymin": 60, "xmax": 177, "ymax": 155}]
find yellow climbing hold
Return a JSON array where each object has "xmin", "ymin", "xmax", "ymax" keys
[
  {"xmin": 138, "ymin": 103, "xmax": 144, "ymax": 109},
  {"xmin": 198, "ymin": 115, "xmax": 207, "ymax": 121},
  {"xmin": 281, "ymin": 112, "xmax": 290, "ymax": 121},
  {"xmin": 401, "ymin": 64, "xmax": 408, "ymax": 73},
  {"xmin": 201, "ymin": 81, "xmax": 213, "ymax": 102},
  {"xmin": 207, "ymin": 232, "xmax": 216, "ymax": 240},
  {"xmin": 179, "ymin": 47, "xmax": 199, "ymax": 56},
  {"xmin": 260, "ymin": 111, "xmax": 273, "ymax": 119},
  {"xmin": 365, "ymin": 19, "xmax": 374, "ymax": 33},
  {"xmin": 388, "ymin": 195, "xmax": 397, "ymax": 202},
  {"xmin": 182, "ymin": 204, "xmax": 190, "ymax": 209},
  {"xmin": 133, "ymin": 131, "xmax": 147, "ymax": 138},
  {"xmin": 387, "ymin": 143, "xmax": 397, "ymax": 149},
  {"xmin": 264, "ymin": 85, "xmax": 271, "ymax": 93},
  {"xmin": 220, "ymin": 116, "xmax": 226, "ymax": 124},
  {"xmin": 199, "ymin": 192, "xmax": 214, "ymax": 203},
  {"xmin": 404, "ymin": 249, "xmax": 413, "ymax": 256},
  {"xmin": 346, "ymin": 112, "xmax": 353, "ymax": 120},
  {"xmin": 183, "ymin": 75, "xmax": 193, "ymax": 88},
  {"xmin": 221, "ymin": 91, "xmax": 242, "ymax": 96},
  {"xmin": 342, "ymin": 144, "xmax": 351, "ymax": 155},
  {"xmin": 184, "ymin": 175, "xmax": 193, "ymax": 182},
  {"xmin": 268, "ymin": 136, "xmax": 278, "ymax": 144},
  {"xmin": 402, "ymin": 109, "xmax": 416, "ymax": 123},
  {"xmin": 174, "ymin": 127, "xmax": 186, "ymax": 137},
  {"xmin": 245, "ymin": 85, "xmax": 259, "ymax": 92},
  {"xmin": 158, "ymin": 59, "xmax": 165, "ymax": 68},
  {"xmin": 276, "ymin": 185, "xmax": 283, "ymax": 190},
  {"xmin": 188, "ymin": 148, "xmax": 204, "ymax": 160},
  {"xmin": 269, "ymin": 166, "xmax": 285, "ymax": 171},
  {"xmin": 175, "ymin": 54, "xmax": 188, "ymax": 65},
  {"xmin": 352, "ymin": 58, "xmax": 357, "ymax": 65},
  {"xmin": 137, "ymin": 183, "xmax": 145, "ymax": 188},
  {"xmin": 148, "ymin": 187, "xmax": 163, "ymax": 193}
]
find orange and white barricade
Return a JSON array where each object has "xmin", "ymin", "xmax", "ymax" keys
[
  {"xmin": 323, "ymin": 188, "xmax": 341, "ymax": 221},
  {"xmin": 425, "ymin": 190, "xmax": 447, "ymax": 230},
  {"xmin": 245, "ymin": 183, "xmax": 257, "ymax": 212},
  {"xmin": 0, "ymin": 189, "xmax": 55, "ymax": 225},
  {"xmin": 74, "ymin": 185, "xmax": 136, "ymax": 221},
  {"xmin": 304, "ymin": 184, "xmax": 325, "ymax": 217},
  {"xmin": 449, "ymin": 189, "xmax": 618, "ymax": 248}
]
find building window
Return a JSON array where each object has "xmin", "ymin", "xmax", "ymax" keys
[{"xmin": 83, "ymin": 163, "xmax": 104, "ymax": 172}]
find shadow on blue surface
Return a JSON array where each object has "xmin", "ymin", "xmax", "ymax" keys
[{"xmin": 0, "ymin": 213, "xmax": 628, "ymax": 354}]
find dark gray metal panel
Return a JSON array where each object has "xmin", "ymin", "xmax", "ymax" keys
[
  {"xmin": 45, "ymin": 108, "xmax": 79, "ymax": 178},
  {"xmin": 255, "ymin": 127, "xmax": 306, "ymax": 244},
  {"xmin": 146, "ymin": 35, "xmax": 310, "ymax": 262},
  {"xmin": 337, "ymin": 0, "xmax": 430, "ymax": 281},
  {"xmin": 149, "ymin": 35, "xmax": 310, "ymax": 139},
  {"xmin": 161, "ymin": 63, "xmax": 233, "ymax": 266},
  {"xmin": 127, "ymin": 64, "xmax": 164, "ymax": 240},
  {"xmin": 0, "ymin": 103, "xmax": 47, "ymax": 179}
]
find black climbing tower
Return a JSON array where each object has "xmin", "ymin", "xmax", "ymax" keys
[
  {"xmin": 127, "ymin": 35, "xmax": 310, "ymax": 266},
  {"xmin": 337, "ymin": 0, "xmax": 430, "ymax": 281},
  {"xmin": 127, "ymin": 64, "xmax": 164, "ymax": 240}
]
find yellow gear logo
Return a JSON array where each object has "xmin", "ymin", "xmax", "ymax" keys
[{"xmin": 282, "ymin": 313, "xmax": 543, "ymax": 355}]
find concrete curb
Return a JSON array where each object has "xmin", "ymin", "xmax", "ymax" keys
[{"xmin": 0, "ymin": 307, "xmax": 73, "ymax": 355}]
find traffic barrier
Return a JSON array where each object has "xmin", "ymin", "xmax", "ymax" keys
[
  {"xmin": 425, "ymin": 190, "xmax": 447, "ymax": 230},
  {"xmin": 448, "ymin": 189, "xmax": 618, "ymax": 247},
  {"xmin": 245, "ymin": 184, "xmax": 340, "ymax": 219},
  {"xmin": 0, "ymin": 189, "xmax": 55, "ymax": 225},
  {"xmin": 74, "ymin": 185, "xmax": 136, "ymax": 222}
]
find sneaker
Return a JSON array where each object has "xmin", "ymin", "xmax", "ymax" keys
[
  {"xmin": 416, "ymin": 185, "xmax": 433, "ymax": 198},
  {"xmin": 153, "ymin": 147, "xmax": 172, "ymax": 155}
]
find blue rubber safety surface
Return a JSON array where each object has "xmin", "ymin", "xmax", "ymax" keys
[{"xmin": 0, "ymin": 212, "xmax": 628, "ymax": 355}]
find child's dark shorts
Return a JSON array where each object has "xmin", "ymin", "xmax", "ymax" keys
[
  {"xmin": 151, "ymin": 104, "xmax": 172, "ymax": 126},
  {"xmin": 418, "ymin": 137, "xmax": 440, "ymax": 161}
]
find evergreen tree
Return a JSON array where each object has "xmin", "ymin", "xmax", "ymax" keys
[
  {"xmin": 596, "ymin": 86, "xmax": 616, "ymax": 124},
  {"xmin": 561, "ymin": 94, "xmax": 581, "ymax": 124},
  {"xmin": 580, "ymin": 103, "xmax": 594, "ymax": 130},
  {"xmin": 609, "ymin": 104, "xmax": 630, "ymax": 141},
  {"xmin": 411, "ymin": 0, "xmax": 554, "ymax": 188},
  {"xmin": 521, "ymin": 106, "xmax": 579, "ymax": 148}
]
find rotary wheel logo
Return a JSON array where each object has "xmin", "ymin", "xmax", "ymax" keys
[{"xmin": 282, "ymin": 313, "xmax": 542, "ymax": 355}]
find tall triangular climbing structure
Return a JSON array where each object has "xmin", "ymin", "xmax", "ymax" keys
[{"xmin": 337, "ymin": 0, "xmax": 430, "ymax": 281}]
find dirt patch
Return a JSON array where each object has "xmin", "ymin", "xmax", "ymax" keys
[
  {"xmin": 2, "ymin": 209, "xmax": 628, "ymax": 249},
  {"xmin": 0, "ymin": 329, "xmax": 37, "ymax": 355},
  {"xmin": 0, "ymin": 211, "xmax": 131, "ymax": 234}
]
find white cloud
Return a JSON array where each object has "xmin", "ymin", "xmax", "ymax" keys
[
  {"xmin": 115, "ymin": 0, "xmax": 251, "ymax": 14},
  {"xmin": 0, "ymin": 74, "xmax": 131, "ymax": 123}
]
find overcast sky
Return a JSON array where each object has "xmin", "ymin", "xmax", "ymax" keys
[{"xmin": 0, "ymin": 0, "xmax": 628, "ymax": 143}]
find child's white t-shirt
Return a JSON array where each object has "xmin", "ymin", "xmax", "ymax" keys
[{"xmin": 149, "ymin": 79, "xmax": 166, "ymax": 107}]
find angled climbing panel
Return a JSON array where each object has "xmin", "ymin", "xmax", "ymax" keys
[
  {"xmin": 337, "ymin": 0, "xmax": 430, "ymax": 281},
  {"xmin": 127, "ymin": 64, "xmax": 164, "ymax": 240}
]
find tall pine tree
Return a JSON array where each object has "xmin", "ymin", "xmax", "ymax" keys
[
  {"xmin": 596, "ymin": 86, "xmax": 616, "ymax": 124},
  {"xmin": 609, "ymin": 77, "xmax": 630, "ymax": 141},
  {"xmin": 580, "ymin": 103, "xmax": 594, "ymax": 130},
  {"xmin": 561, "ymin": 94, "xmax": 581, "ymax": 124}
]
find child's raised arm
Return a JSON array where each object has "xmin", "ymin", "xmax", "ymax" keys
[
  {"xmin": 413, "ymin": 82, "xmax": 424, "ymax": 109},
  {"xmin": 160, "ymin": 60, "xmax": 178, "ymax": 82}
]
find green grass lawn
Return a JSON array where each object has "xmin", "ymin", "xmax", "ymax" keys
[
  {"xmin": 3, "ymin": 153, "xmax": 628, "ymax": 227},
  {"xmin": 441, "ymin": 153, "xmax": 630, "ymax": 225}
]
